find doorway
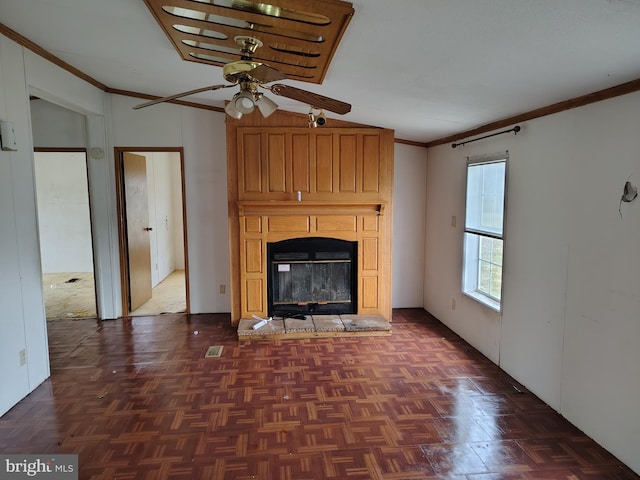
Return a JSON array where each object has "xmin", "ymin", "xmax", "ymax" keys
[
  {"xmin": 115, "ymin": 148, "xmax": 189, "ymax": 316},
  {"xmin": 33, "ymin": 149, "xmax": 98, "ymax": 320}
]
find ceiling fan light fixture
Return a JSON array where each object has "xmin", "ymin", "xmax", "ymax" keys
[
  {"xmin": 308, "ymin": 107, "xmax": 326, "ymax": 127},
  {"xmin": 233, "ymin": 90, "xmax": 255, "ymax": 114},
  {"xmin": 255, "ymin": 93, "xmax": 278, "ymax": 118},
  {"xmin": 308, "ymin": 112, "xmax": 317, "ymax": 128},
  {"xmin": 131, "ymin": 35, "xmax": 351, "ymax": 119},
  {"xmin": 225, "ymin": 99, "xmax": 243, "ymax": 119}
]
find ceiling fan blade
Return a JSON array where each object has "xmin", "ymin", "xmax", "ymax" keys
[
  {"xmin": 133, "ymin": 84, "xmax": 232, "ymax": 109},
  {"xmin": 269, "ymin": 84, "xmax": 351, "ymax": 115},
  {"xmin": 250, "ymin": 64, "xmax": 288, "ymax": 84}
]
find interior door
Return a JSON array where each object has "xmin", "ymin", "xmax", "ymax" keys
[{"xmin": 123, "ymin": 152, "xmax": 153, "ymax": 311}]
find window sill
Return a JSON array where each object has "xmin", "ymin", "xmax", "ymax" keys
[{"xmin": 463, "ymin": 290, "xmax": 501, "ymax": 313}]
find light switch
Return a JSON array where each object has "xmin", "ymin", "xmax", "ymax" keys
[{"xmin": 0, "ymin": 121, "xmax": 17, "ymax": 151}]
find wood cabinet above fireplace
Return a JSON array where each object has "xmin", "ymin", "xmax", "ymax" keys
[
  {"xmin": 237, "ymin": 127, "xmax": 392, "ymax": 203},
  {"xmin": 227, "ymin": 118, "xmax": 394, "ymax": 325}
]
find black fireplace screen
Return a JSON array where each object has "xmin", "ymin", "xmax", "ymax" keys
[{"xmin": 267, "ymin": 238, "xmax": 357, "ymax": 317}]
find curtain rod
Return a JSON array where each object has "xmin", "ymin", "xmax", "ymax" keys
[{"xmin": 452, "ymin": 125, "xmax": 520, "ymax": 148}]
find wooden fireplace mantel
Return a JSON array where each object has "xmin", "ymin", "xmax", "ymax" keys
[
  {"xmin": 237, "ymin": 200, "xmax": 387, "ymax": 217},
  {"xmin": 226, "ymin": 116, "xmax": 394, "ymax": 325}
]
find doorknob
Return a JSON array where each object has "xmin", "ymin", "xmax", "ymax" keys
[{"xmin": 144, "ymin": 227, "xmax": 153, "ymax": 231}]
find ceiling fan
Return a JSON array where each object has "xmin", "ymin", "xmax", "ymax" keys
[{"xmin": 133, "ymin": 36, "xmax": 351, "ymax": 120}]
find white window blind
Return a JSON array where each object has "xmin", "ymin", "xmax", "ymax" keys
[{"xmin": 462, "ymin": 152, "xmax": 508, "ymax": 311}]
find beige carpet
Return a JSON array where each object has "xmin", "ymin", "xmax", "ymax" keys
[
  {"xmin": 42, "ymin": 270, "xmax": 187, "ymax": 319},
  {"xmin": 130, "ymin": 270, "xmax": 186, "ymax": 316},
  {"xmin": 42, "ymin": 272, "xmax": 97, "ymax": 319}
]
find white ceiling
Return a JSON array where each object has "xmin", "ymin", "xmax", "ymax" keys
[{"xmin": 2, "ymin": 0, "xmax": 640, "ymax": 143}]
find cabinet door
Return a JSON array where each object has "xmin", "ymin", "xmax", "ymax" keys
[
  {"xmin": 334, "ymin": 132, "xmax": 382, "ymax": 195},
  {"xmin": 291, "ymin": 133, "xmax": 310, "ymax": 193},
  {"xmin": 238, "ymin": 131, "xmax": 262, "ymax": 195},
  {"xmin": 362, "ymin": 134, "xmax": 381, "ymax": 193},
  {"xmin": 314, "ymin": 133, "xmax": 334, "ymax": 193},
  {"xmin": 238, "ymin": 128, "xmax": 385, "ymax": 199},
  {"xmin": 240, "ymin": 219, "xmax": 265, "ymax": 317},
  {"xmin": 265, "ymin": 132, "xmax": 287, "ymax": 193},
  {"xmin": 337, "ymin": 133, "xmax": 357, "ymax": 193}
]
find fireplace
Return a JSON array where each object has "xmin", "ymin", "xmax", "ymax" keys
[{"xmin": 267, "ymin": 237, "xmax": 357, "ymax": 318}]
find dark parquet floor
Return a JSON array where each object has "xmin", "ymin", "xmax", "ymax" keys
[{"xmin": 0, "ymin": 309, "xmax": 637, "ymax": 480}]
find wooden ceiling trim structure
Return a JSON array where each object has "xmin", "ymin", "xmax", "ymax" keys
[
  {"xmin": 0, "ymin": 23, "xmax": 107, "ymax": 91},
  {"xmin": 426, "ymin": 77, "xmax": 640, "ymax": 148},
  {"xmin": 142, "ymin": 0, "xmax": 354, "ymax": 84}
]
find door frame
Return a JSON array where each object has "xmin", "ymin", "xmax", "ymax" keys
[
  {"xmin": 114, "ymin": 147, "xmax": 190, "ymax": 316},
  {"xmin": 34, "ymin": 147, "xmax": 99, "ymax": 318}
]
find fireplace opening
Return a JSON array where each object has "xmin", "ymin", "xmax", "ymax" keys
[{"xmin": 267, "ymin": 237, "xmax": 357, "ymax": 318}]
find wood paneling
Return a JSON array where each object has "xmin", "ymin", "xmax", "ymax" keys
[
  {"xmin": 315, "ymin": 133, "xmax": 334, "ymax": 193},
  {"xmin": 315, "ymin": 215, "xmax": 357, "ymax": 232},
  {"xmin": 237, "ymin": 128, "xmax": 392, "ymax": 202},
  {"xmin": 245, "ymin": 239, "xmax": 262, "ymax": 273},
  {"xmin": 267, "ymin": 216, "xmax": 310, "ymax": 233},
  {"xmin": 228, "ymin": 115, "xmax": 394, "ymax": 323},
  {"xmin": 266, "ymin": 133, "xmax": 286, "ymax": 193},
  {"xmin": 362, "ymin": 237, "xmax": 379, "ymax": 271},
  {"xmin": 239, "ymin": 132, "xmax": 262, "ymax": 194},
  {"xmin": 361, "ymin": 276, "xmax": 379, "ymax": 309},
  {"xmin": 362, "ymin": 134, "xmax": 381, "ymax": 193},
  {"xmin": 246, "ymin": 278, "xmax": 263, "ymax": 311},
  {"xmin": 244, "ymin": 216, "xmax": 262, "ymax": 233},
  {"xmin": 362, "ymin": 215, "xmax": 379, "ymax": 232},
  {"xmin": 338, "ymin": 134, "xmax": 357, "ymax": 193},
  {"xmin": 291, "ymin": 133, "xmax": 310, "ymax": 193},
  {"xmin": 237, "ymin": 210, "xmax": 390, "ymax": 318}
]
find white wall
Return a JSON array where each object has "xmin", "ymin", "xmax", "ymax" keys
[
  {"xmin": 0, "ymin": 34, "xmax": 108, "ymax": 416},
  {"xmin": 424, "ymin": 143, "xmax": 502, "ymax": 365},
  {"xmin": 392, "ymin": 143, "xmax": 427, "ymax": 307},
  {"xmin": 0, "ymin": 32, "xmax": 233, "ymax": 415},
  {"xmin": 0, "ymin": 36, "xmax": 32, "ymax": 417},
  {"xmin": 425, "ymin": 92, "xmax": 640, "ymax": 474},
  {"xmin": 31, "ymin": 98, "xmax": 86, "ymax": 148},
  {"xmin": 29, "ymin": 85, "xmax": 119, "ymax": 322},
  {"xmin": 109, "ymin": 95, "xmax": 230, "ymax": 313},
  {"xmin": 140, "ymin": 151, "xmax": 184, "ymax": 287},
  {"xmin": 34, "ymin": 152, "xmax": 93, "ymax": 273}
]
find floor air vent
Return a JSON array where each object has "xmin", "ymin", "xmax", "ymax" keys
[{"xmin": 205, "ymin": 346, "xmax": 223, "ymax": 358}]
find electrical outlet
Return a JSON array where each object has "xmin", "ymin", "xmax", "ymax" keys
[
  {"xmin": 19, "ymin": 349, "xmax": 26, "ymax": 366},
  {"xmin": 451, "ymin": 298, "xmax": 456, "ymax": 310},
  {"xmin": 219, "ymin": 284, "xmax": 226, "ymax": 294},
  {"xmin": 451, "ymin": 215, "xmax": 457, "ymax": 228}
]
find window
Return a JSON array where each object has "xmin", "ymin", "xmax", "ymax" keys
[{"xmin": 462, "ymin": 153, "xmax": 507, "ymax": 311}]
